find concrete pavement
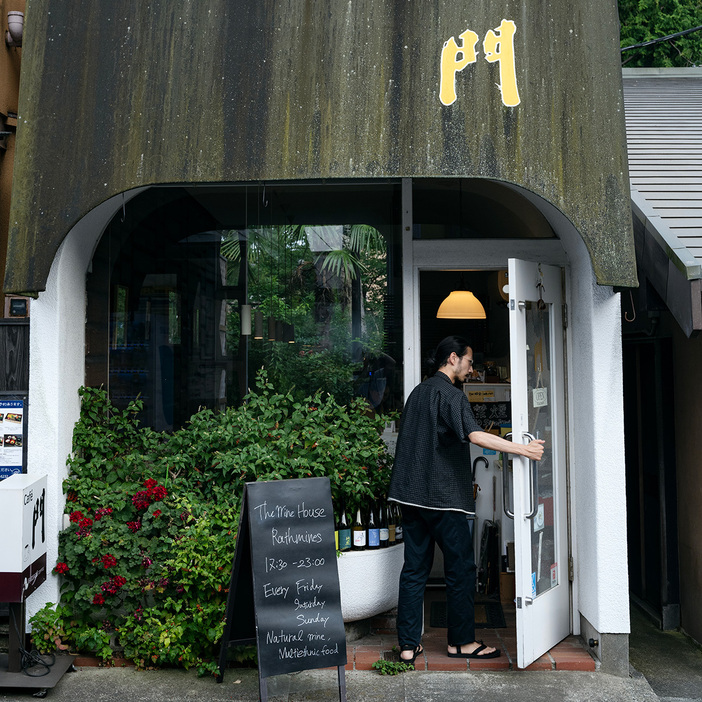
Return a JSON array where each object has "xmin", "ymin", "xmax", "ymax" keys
[
  {"xmin": 0, "ymin": 666, "xmax": 661, "ymax": 702},
  {"xmin": 629, "ymin": 605, "xmax": 702, "ymax": 702},
  {"xmin": 1, "ymin": 603, "xmax": 700, "ymax": 701}
]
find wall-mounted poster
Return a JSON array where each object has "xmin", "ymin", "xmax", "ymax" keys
[{"xmin": 0, "ymin": 399, "xmax": 25, "ymax": 480}]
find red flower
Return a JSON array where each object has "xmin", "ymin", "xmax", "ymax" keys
[
  {"xmin": 101, "ymin": 554, "xmax": 117, "ymax": 569},
  {"xmin": 94, "ymin": 507, "xmax": 113, "ymax": 521},
  {"xmin": 101, "ymin": 575, "xmax": 126, "ymax": 595},
  {"xmin": 132, "ymin": 491, "xmax": 151, "ymax": 510},
  {"xmin": 151, "ymin": 485, "xmax": 167, "ymax": 502},
  {"xmin": 92, "ymin": 593, "xmax": 105, "ymax": 605},
  {"xmin": 79, "ymin": 517, "xmax": 93, "ymax": 528},
  {"xmin": 54, "ymin": 562, "xmax": 69, "ymax": 574},
  {"xmin": 69, "ymin": 510, "xmax": 84, "ymax": 523},
  {"xmin": 143, "ymin": 478, "xmax": 158, "ymax": 491},
  {"xmin": 127, "ymin": 521, "xmax": 141, "ymax": 533},
  {"xmin": 152, "ymin": 509, "xmax": 162, "ymax": 518}
]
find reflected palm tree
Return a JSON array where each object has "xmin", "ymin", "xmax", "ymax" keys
[{"xmin": 219, "ymin": 223, "xmax": 387, "ymax": 402}]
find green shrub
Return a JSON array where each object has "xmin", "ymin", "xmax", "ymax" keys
[{"xmin": 31, "ymin": 371, "xmax": 392, "ymax": 675}]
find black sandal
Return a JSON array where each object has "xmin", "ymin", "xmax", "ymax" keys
[
  {"xmin": 447, "ymin": 641, "xmax": 501, "ymax": 659},
  {"xmin": 399, "ymin": 644, "xmax": 423, "ymax": 667}
]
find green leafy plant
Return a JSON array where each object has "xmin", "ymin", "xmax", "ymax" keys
[
  {"xmin": 619, "ymin": 0, "xmax": 702, "ymax": 67},
  {"xmin": 28, "ymin": 603, "xmax": 73, "ymax": 655},
  {"xmin": 31, "ymin": 372, "xmax": 393, "ymax": 674},
  {"xmin": 372, "ymin": 657, "xmax": 415, "ymax": 675}
]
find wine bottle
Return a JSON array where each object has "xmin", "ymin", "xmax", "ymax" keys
[
  {"xmin": 379, "ymin": 502, "xmax": 389, "ymax": 548},
  {"xmin": 352, "ymin": 507, "xmax": 366, "ymax": 550},
  {"xmin": 338, "ymin": 504, "xmax": 352, "ymax": 551},
  {"xmin": 387, "ymin": 502, "xmax": 397, "ymax": 546},
  {"xmin": 395, "ymin": 504, "xmax": 404, "ymax": 543},
  {"xmin": 334, "ymin": 507, "xmax": 340, "ymax": 550},
  {"xmin": 367, "ymin": 503, "xmax": 380, "ymax": 549}
]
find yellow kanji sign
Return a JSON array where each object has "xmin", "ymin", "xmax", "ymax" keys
[{"xmin": 440, "ymin": 19, "xmax": 521, "ymax": 108}]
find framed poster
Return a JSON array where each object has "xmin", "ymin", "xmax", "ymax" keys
[{"xmin": 0, "ymin": 398, "xmax": 26, "ymax": 480}]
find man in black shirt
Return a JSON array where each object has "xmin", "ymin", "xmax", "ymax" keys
[{"xmin": 389, "ymin": 336, "xmax": 544, "ymax": 664}]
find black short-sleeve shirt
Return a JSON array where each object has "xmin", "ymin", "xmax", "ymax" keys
[{"xmin": 388, "ymin": 372, "xmax": 481, "ymax": 514}]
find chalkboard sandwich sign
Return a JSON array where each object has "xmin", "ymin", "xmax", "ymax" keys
[{"xmin": 218, "ymin": 477, "xmax": 347, "ymax": 700}]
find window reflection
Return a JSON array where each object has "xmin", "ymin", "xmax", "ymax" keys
[{"xmin": 86, "ymin": 183, "xmax": 403, "ymax": 430}]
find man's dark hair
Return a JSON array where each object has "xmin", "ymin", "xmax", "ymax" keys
[{"xmin": 427, "ymin": 336, "xmax": 471, "ymax": 374}]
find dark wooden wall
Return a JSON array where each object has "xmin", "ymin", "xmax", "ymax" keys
[{"xmin": 0, "ymin": 319, "xmax": 29, "ymax": 392}]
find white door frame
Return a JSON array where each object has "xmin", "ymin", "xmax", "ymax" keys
[
  {"xmin": 399, "ymin": 182, "xmax": 577, "ymax": 634},
  {"xmin": 402, "ymin": 234, "xmax": 568, "ymax": 398}
]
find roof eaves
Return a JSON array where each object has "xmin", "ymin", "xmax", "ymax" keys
[{"xmin": 630, "ymin": 189, "xmax": 702, "ymax": 281}]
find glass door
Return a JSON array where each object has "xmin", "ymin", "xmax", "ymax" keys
[{"xmin": 507, "ymin": 259, "xmax": 570, "ymax": 669}]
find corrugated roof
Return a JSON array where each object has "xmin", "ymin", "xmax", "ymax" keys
[{"xmin": 623, "ymin": 68, "xmax": 702, "ymax": 280}]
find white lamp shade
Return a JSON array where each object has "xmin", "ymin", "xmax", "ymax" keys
[
  {"xmin": 241, "ymin": 304, "xmax": 252, "ymax": 335},
  {"xmin": 436, "ymin": 290, "xmax": 486, "ymax": 319}
]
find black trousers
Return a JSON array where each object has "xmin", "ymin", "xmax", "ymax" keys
[{"xmin": 396, "ymin": 505, "xmax": 476, "ymax": 648}]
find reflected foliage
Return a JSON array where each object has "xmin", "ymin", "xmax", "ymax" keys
[{"xmin": 223, "ymin": 223, "xmax": 390, "ymax": 405}]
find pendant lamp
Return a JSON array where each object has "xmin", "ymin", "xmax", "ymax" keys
[
  {"xmin": 436, "ymin": 290, "xmax": 486, "ymax": 319},
  {"xmin": 253, "ymin": 310, "xmax": 264, "ymax": 339},
  {"xmin": 241, "ymin": 304, "xmax": 252, "ymax": 335},
  {"xmin": 283, "ymin": 322, "xmax": 295, "ymax": 344}
]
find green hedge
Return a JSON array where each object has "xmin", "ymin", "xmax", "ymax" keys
[{"xmin": 31, "ymin": 372, "xmax": 392, "ymax": 676}]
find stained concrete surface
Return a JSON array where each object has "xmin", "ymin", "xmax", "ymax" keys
[
  {"xmin": 0, "ymin": 667, "xmax": 661, "ymax": 702},
  {"xmin": 0, "ymin": 603, "xmax": 700, "ymax": 701},
  {"xmin": 629, "ymin": 604, "xmax": 702, "ymax": 702}
]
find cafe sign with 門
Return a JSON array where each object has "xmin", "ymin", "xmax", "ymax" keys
[
  {"xmin": 440, "ymin": 19, "xmax": 520, "ymax": 107},
  {"xmin": 0, "ymin": 473, "xmax": 48, "ymax": 602}
]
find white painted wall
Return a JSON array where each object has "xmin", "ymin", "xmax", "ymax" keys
[
  {"xmin": 24, "ymin": 191, "xmax": 145, "ymax": 622},
  {"xmin": 556, "ymin": 217, "xmax": 631, "ymax": 636}
]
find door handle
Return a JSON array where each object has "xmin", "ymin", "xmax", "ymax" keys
[
  {"xmin": 501, "ymin": 432, "xmax": 514, "ymax": 519},
  {"xmin": 523, "ymin": 432, "xmax": 539, "ymax": 519}
]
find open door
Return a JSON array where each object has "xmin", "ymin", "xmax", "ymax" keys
[{"xmin": 507, "ymin": 259, "xmax": 570, "ymax": 668}]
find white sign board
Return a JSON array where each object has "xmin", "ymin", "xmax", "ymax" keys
[{"xmin": 0, "ymin": 473, "xmax": 48, "ymax": 602}]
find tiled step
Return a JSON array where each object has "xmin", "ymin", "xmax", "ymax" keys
[{"xmin": 344, "ymin": 633, "xmax": 597, "ymax": 672}]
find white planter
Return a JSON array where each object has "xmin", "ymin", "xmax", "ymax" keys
[{"xmin": 336, "ymin": 544, "xmax": 404, "ymax": 622}]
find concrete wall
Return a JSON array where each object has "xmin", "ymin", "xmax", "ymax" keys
[
  {"xmin": 672, "ymin": 325, "xmax": 702, "ymax": 644},
  {"xmin": 8, "ymin": 0, "xmax": 636, "ymax": 294}
]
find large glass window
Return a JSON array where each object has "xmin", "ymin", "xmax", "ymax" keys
[{"xmin": 86, "ymin": 182, "xmax": 403, "ymax": 430}]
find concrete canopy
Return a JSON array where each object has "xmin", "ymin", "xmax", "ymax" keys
[{"xmin": 5, "ymin": 0, "xmax": 636, "ymax": 294}]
